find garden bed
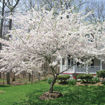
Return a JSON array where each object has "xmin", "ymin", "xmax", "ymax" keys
[
  {"xmin": 40, "ymin": 91, "xmax": 63, "ymax": 100},
  {"xmin": 76, "ymin": 81, "xmax": 103, "ymax": 86}
]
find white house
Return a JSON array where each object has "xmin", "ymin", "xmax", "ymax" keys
[{"xmin": 60, "ymin": 57, "xmax": 105, "ymax": 78}]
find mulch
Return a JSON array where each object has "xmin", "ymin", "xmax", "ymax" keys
[
  {"xmin": 76, "ymin": 82, "xmax": 103, "ymax": 86},
  {"xmin": 40, "ymin": 91, "xmax": 63, "ymax": 100}
]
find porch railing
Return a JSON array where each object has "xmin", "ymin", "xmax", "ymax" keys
[
  {"xmin": 62, "ymin": 65, "xmax": 100, "ymax": 74},
  {"xmin": 62, "ymin": 65, "xmax": 74, "ymax": 73},
  {"xmin": 75, "ymin": 66, "xmax": 100, "ymax": 74}
]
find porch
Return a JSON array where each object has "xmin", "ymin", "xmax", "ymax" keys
[
  {"xmin": 60, "ymin": 57, "xmax": 105, "ymax": 74},
  {"xmin": 62, "ymin": 65, "xmax": 100, "ymax": 74}
]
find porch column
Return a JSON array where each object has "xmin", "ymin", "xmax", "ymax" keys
[
  {"xmin": 60, "ymin": 58, "xmax": 63, "ymax": 72},
  {"xmin": 100, "ymin": 60, "xmax": 102, "ymax": 70},
  {"xmin": 65, "ymin": 57, "xmax": 68, "ymax": 70},
  {"xmin": 73, "ymin": 59, "xmax": 76, "ymax": 73},
  {"xmin": 86, "ymin": 64, "xmax": 88, "ymax": 74}
]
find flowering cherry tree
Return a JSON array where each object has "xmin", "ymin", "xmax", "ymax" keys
[{"xmin": 0, "ymin": 8, "xmax": 105, "ymax": 93}]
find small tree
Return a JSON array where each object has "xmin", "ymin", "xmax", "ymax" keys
[
  {"xmin": 77, "ymin": 74, "xmax": 93, "ymax": 83},
  {"xmin": 0, "ymin": 8, "xmax": 105, "ymax": 93},
  {"xmin": 97, "ymin": 70, "xmax": 105, "ymax": 79},
  {"xmin": 57, "ymin": 75, "xmax": 70, "ymax": 84}
]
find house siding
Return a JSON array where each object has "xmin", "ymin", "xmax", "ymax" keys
[{"xmin": 102, "ymin": 63, "xmax": 105, "ymax": 70}]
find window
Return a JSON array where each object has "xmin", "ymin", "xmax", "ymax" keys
[
  {"xmin": 85, "ymin": 34, "xmax": 94, "ymax": 42},
  {"xmin": 91, "ymin": 59, "xmax": 94, "ymax": 66},
  {"xmin": 77, "ymin": 62, "xmax": 80, "ymax": 66},
  {"xmin": 68, "ymin": 57, "xmax": 73, "ymax": 66},
  {"xmin": 68, "ymin": 58, "xmax": 70, "ymax": 65}
]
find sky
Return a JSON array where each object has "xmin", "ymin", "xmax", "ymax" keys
[{"xmin": 0, "ymin": 0, "xmax": 105, "ymax": 12}]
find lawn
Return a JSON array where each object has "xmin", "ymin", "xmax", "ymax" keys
[
  {"xmin": 0, "ymin": 81, "xmax": 105, "ymax": 105},
  {"xmin": 0, "ymin": 81, "xmax": 49, "ymax": 105}
]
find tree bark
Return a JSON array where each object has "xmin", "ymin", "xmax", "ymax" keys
[
  {"xmin": 0, "ymin": 0, "xmax": 5, "ymax": 49},
  {"xmin": 37, "ymin": 73, "xmax": 40, "ymax": 81},
  {"xmin": 49, "ymin": 76, "xmax": 57, "ymax": 93},
  {"xmin": 28, "ymin": 73, "xmax": 31, "ymax": 82},
  {"xmin": 9, "ymin": 19, "xmax": 12, "ymax": 30},
  {"xmin": 12, "ymin": 73, "xmax": 16, "ymax": 82},
  {"xmin": 0, "ymin": 72, "xmax": 1, "ymax": 78},
  {"xmin": 31, "ymin": 71, "xmax": 34, "ymax": 83},
  {"xmin": 6, "ymin": 72, "xmax": 11, "ymax": 85},
  {"xmin": 5, "ymin": 0, "xmax": 20, "ymax": 36},
  {"xmin": 3, "ymin": 73, "xmax": 5, "ymax": 85}
]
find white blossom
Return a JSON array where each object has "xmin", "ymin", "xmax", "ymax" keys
[{"xmin": 0, "ymin": 8, "xmax": 105, "ymax": 74}]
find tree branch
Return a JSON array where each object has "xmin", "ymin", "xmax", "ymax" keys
[
  {"xmin": 58, "ymin": 63, "xmax": 77, "ymax": 75},
  {"xmin": 5, "ymin": 0, "xmax": 20, "ymax": 11}
]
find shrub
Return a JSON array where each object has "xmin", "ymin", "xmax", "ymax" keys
[
  {"xmin": 47, "ymin": 78, "xmax": 53, "ymax": 84},
  {"xmin": 57, "ymin": 75, "xmax": 70, "ymax": 83},
  {"xmin": 73, "ymin": 73, "xmax": 78, "ymax": 79},
  {"xmin": 68, "ymin": 79, "xmax": 76, "ymax": 85},
  {"xmin": 97, "ymin": 70, "xmax": 105, "ymax": 79},
  {"xmin": 92, "ymin": 77, "xmax": 100, "ymax": 83},
  {"xmin": 102, "ymin": 79, "xmax": 105, "ymax": 85},
  {"xmin": 77, "ymin": 74, "xmax": 93, "ymax": 83}
]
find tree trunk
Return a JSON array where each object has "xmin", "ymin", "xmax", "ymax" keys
[
  {"xmin": 3, "ymin": 73, "xmax": 5, "ymax": 85},
  {"xmin": 0, "ymin": 72, "xmax": 1, "ymax": 78},
  {"xmin": 9, "ymin": 19, "xmax": 12, "ymax": 30},
  {"xmin": 31, "ymin": 71, "xmax": 34, "ymax": 83},
  {"xmin": 6, "ymin": 72, "xmax": 11, "ymax": 85},
  {"xmin": 0, "ymin": 0, "xmax": 5, "ymax": 49},
  {"xmin": 37, "ymin": 73, "xmax": 40, "ymax": 81},
  {"xmin": 49, "ymin": 76, "xmax": 57, "ymax": 93},
  {"xmin": 12, "ymin": 73, "xmax": 16, "ymax": 82},
  {"xmin": 28, "ymin": 73, "xmax": 31, "ymax": 82}
]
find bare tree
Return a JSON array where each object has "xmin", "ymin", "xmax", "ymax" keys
[
  {"xmin": 0, "ymin": 0, "xmax": 5, "ymax": 49},
  {"xmin": 84, "ymin": 0, "xmax": 105, "ymax": 23},
  {"xmin": 5, "ymin": 0, "xmax": 20, "ymax": 30},
  {"xmin": 0, "ymin": 0, "xmax": 20, "ymax": 84},
  {"xmin": 19, "ymin": 0, "xmax": 36, "ymax": 11}
]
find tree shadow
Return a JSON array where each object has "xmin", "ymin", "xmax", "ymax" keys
[{"xmin": 0, "ymin": 85, "xmax": 10, "ymax": 87}]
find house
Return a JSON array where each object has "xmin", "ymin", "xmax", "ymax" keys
[{"xmin": 60, "ymin": 57, "xmax": 105, "ymax": 78}]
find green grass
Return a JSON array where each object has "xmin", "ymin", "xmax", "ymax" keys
[
  {"xmin": 0, "ymin": 81, "xmax": 49, "ymax": 105},
  {"xmin": 0, "ymin": 81, "xmax": 105, "ymax": 105}
]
